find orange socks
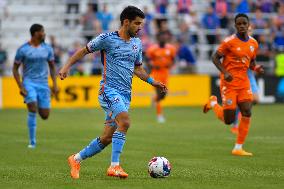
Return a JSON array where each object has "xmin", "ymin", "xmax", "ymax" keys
[
  {"xmin": 156, "ymin": 102, "xmax": 162, "ymax": 115},
  {"xmin": 236, "ymin": 116, "xmax": 251, "ymax": 144},
  {"xmin": 212, "ymin": 104, "xmax": 224, "ymax": 122}
]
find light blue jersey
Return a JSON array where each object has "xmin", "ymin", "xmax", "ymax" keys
[
  {"xmin": 15, "ymin": 42, "xmax": 54, "ymax": 83},
  {"xmin": 87, "ymin": 31, "xmax": 142, "ymax": 94},
  {"xmin": 87, "ymin": 31, "xmax": 143, "ymax": 126},
  {"xmin": 14, "ymin": 42, "xmax": 54, "ymax": 107}
]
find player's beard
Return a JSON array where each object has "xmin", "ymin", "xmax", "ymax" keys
[{"xmin": 128, "ymin": 29, "xmax": 140, "ymax": 38}]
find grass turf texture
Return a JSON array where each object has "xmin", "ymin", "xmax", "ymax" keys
[{"xmin": 0, "ymin": 105, "xmax": 283, "ymax": 189}]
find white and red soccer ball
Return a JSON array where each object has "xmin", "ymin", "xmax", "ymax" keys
[{"xmin": 148, "ymin": 157, "xmax": 171, "ymax": 178}]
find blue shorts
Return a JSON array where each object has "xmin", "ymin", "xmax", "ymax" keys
[
  {"xmin": 248, "ymin": 70, "xmax": 258, "ymax": 94},
  {"xmin": 98, "ymin": 88, "xmax": 131, "ymax": 127},
  {"xmin": 23, "ymin": 80, "xmax": 51, "ymax": 109}
]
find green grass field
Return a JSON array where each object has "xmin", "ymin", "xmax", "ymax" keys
[{"xmin": 0, "ymin": 105, "xmax": 283, "ymax": 189}]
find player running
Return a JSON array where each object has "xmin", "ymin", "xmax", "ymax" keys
[
  {"xmin": 146, "ymin": 31, "xmax": 176, "ymax": 123},
  {"xmin": 59, "ymin": 6, "xmax": 167, "ymax": 179},
  {"xmin": 203, "ymin": 13, "xmax": 264, "ymax": 156},
  {"xmin": 12, "ymin": 24, "xmax": 58, "ymax": 148},
  {"xmin": 231, "ymin": 69, "xmax": 260, "ymax": 134}
]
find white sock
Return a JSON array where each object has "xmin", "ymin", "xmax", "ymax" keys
[
  {"xmin": 210, "ymin": 101, "xmax": 217, "ymax": 107},
  {"xmin": 234, "ymin": 144, "xmax": 243, "ymax": 150},
  {"xmin": 111, "ymin": 162, "xmax": 119, "ymax": 166},
  {"xmin": 74, "ymin": 153, "xmax": 82, "ymax": 163}
]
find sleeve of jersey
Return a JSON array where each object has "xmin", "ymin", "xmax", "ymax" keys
[
  {"xmin": 217, "ymin": 40, "xmax": 229, "ymax": 56},
  {"xmin": 135, "ymin": 42, "xmax": 143, "ymax": 66},
  {"xmin": 48, "ymin": 46, "xmax": 55, "ymax": 62},
  {"xmin": 14, "ymin": 48, "xmax": 23, "ymax": 64},
  {"xmin": 86, "ymin": 34, "xmax": 106, "ymax": 53}
]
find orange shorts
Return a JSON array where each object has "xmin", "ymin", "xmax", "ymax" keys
[
  {"xmin": 151, "ymin": 71, "xmax": 169, "ymax": 86},
  {"xmin": 220, "ymin": 86, "xmax": 253, "ymax": 110}
]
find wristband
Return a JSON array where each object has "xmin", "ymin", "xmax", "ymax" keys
[{"xmin": 146, "ymin": 77, "xmax": 154, "ymax": 85}]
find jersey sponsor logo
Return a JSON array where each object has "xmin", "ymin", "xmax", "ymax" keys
[
  {"xmin": 237, "ymin": 47, "xmax": 241, "ymax": 51},
  {"xmin": 250, "ymin": 45, "xmax": 254, "ymax": 52}
]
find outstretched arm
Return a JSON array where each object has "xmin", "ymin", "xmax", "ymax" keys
[
  {"xmin": 58, "ymin": 47, "xmax": 89, "ymax": 80},
  {"xmin": 134, "ymin": 65, "xmax": 167, "ymax": 93},
  {"xmin": 212, "ymin": 51, "xmax": 233, "ymax": 82}
]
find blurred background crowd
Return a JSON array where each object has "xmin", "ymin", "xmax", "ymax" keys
[{"xmin": 0, "ymin": 0, "xmax": 284, "ymax": 77}]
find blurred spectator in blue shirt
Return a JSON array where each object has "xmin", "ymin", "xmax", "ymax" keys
[
  {"xmin": 235, "ymin": 0, "xmax": 249, "ymax": 13},
  {"xmin": 176, "ymin": 37, "xmax": 196, "ymax": 73},
  {"xmin": 202, "ymin": 6, "xmax": 220, "ymax": 58},
  {"xmin": 153, "ymin": 0, "xmax": 169, "ymax": 15},
  {"xmin": 96, "ymin": 3, "xmax": 113, "ymax": 32},
  {"xmin": 143, "ymin": 6, "xmax": 154, "ymax": 36},
  {"xmin": 0, "ymin": 43, "xmax": 7, "ymax": 76}
]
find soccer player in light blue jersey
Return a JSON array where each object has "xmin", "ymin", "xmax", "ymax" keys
[
  {"xmin": 12, "ymin": 24, "xmax": 58, "ymax": 148},
  {"xmin": 59, "ymin": 6, "xmax": 167, "ymax": 179}
]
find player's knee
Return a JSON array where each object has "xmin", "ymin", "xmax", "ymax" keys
[
  {"xmin": 157, "ymin": 91, "xmax": 166, "ymax": 101},
  {"xmin": 39, "ymin": 113, "xmax": 49, "ymax": 120},
  {"xmin": 224, "ymin": 117, "xmax": 234, "ymax": 125},
  {"xmin": 100, "ymin": 136, "xmax": 112, "ymax": 146},
  {"xmin": 242, "ymin": 110, "xmax": 251, "ymax": 117},
  {"xmin": 120, "ymin": 119, "xmax": 130, "ymax": 130}
]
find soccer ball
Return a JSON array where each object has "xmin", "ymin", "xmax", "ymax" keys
[{"xmin": 148, "ymin": 157, "xmax": 171, "ymax": 178}]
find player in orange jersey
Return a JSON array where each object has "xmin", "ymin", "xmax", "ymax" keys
[
  {"xmin": 146, "ymin": 31, "xmax": 176, "ymax": 123},
  {"xmin": 203, "ymin": 13, "xmax": 264, "ymax": 156}
]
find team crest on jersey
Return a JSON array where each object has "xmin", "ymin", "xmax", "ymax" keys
[
  {"xmin": 250, "ymin": 46, "xmax": 254, "ymax": 52},
  {"xmin": 226, "ymin": 99, "xmax": 233, "ymax": 105},
  {"xmin": 113, "ymin": 97, "xmax": 120, "ymax": 103},
  {"xmin": 132, "ymin": 44, "xmax": 138, "ymax": 52}
]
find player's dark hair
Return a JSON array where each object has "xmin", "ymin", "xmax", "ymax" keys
[
  {"xmin": 234, "ymin": 13, "xmax": 249, "ymax": 23},
  {"xmin": 120, "ymin": 6, "xmax": 145, "ymax": 25},
  {"xmin": 30, "ymin": 24, "xmax": 43, "ymax": 36}
]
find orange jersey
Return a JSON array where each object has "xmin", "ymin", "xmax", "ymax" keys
[
  {"xmin": 146, "ymin": 44, "xmax": 176, "ymax": 82},
  {"xmin": 217, "ymin": 34, "xmax": 258, "ymax": 89}
]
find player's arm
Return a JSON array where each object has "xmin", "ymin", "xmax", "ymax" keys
[
  {"xmin": 12, "ymin": 63, "xmax": 26, "ymax": 96},
  {"xmin": 48, "ymin": 61, "xmax": 59, "ymax": 97},
  {"xmin": 58, "ymin": 47, "xmax": 89, "ymax": 80},
  {"xmin": 249, "ymin": 59, "xmax": 264, "ymax": 74},
  {"xmin": 212, "ymin": 51, "xmax": 233, "ymax": 82},
  {"xmin": 134, "ymin": 65, "xmax": 167, "ymax": 92}
]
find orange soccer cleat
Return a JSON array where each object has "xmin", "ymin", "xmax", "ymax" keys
[
  {"xmin": 107, "ymin": 165, "xmax": 128, "ymax": 178},
  {"xmin": 203, "ymin": 96, "xmax": 218, "ymax": 113},
  {"xmin": 68, "ymin": 154, "xmax": 81, "ymax": 179},
  {"xmin": 232, "ymin": 149, "xmax": 253, "ymax": 156}
]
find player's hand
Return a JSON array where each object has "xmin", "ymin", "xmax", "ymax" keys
[
  {"xmin": 224, "ymin": 72, "xmax": 233, "ymax": 82},
  {"xmin": 152, "ymin": 81, "xmax": 168, "ymax": 93},
  {"xmin": 58, "ymin": 65, "xmax": 70, "ymax": 80},
  {"xmin": 51, "ymin": 85, "xmax": 59, "ymax": 100},
  {"xmin": 254, "ymin": 65, "xmax": 264, "ymax": 74},
  {"xmin": 20, "ymin": 86, "xmax": 27, "ymax": 97}
]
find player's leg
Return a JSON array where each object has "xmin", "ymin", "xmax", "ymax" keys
[
  {"xmin": 67, "ymin": 93, "xmax": 116, "ymax": 179},
  {"xmin": 105, "ymin": 93, "xmax": 130, "ymax": 178},
  {"xmin": 232, "ymin": 88, "xmax": 253, "ymax": 156},
  {"xmin": 68, "ymin": 122, "xmax": 114, "ymax": 179},
  {"xmin": 231, "ymin": 108, "xmax": 241, "ymax": 134},
  {"xmin": 156, "ymin": 87, "xmax": 167, "ymax": 123},
  {"xmin": 23, "ymin": 82, "xmax": 38, "ymax": 148},
  {"xmin": 203, "ymin": 87, "xmax": 237, "ymax": 125},
  {"xmin": 37, "ymin": 84, "xmax": 51, "ymax": 120},
  {"xmin": 26, "ymin": 102, "xmax": 37, "ymax": 148}
]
